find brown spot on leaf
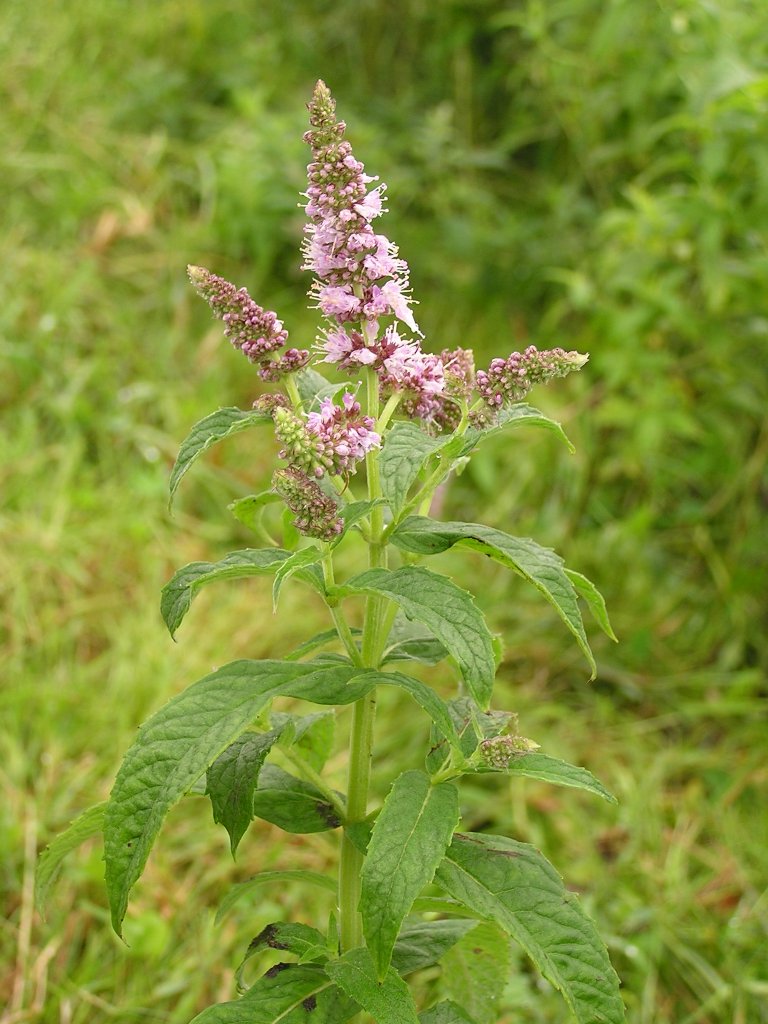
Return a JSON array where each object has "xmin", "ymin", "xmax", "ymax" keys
[{"xmin": 265, "ymin": 961, "xmax": 291, "ymax": 978}]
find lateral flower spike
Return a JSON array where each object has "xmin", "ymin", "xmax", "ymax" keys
[
  {"xmin": 187, "ymin": 265, "xmax": 308, "ymax": 380},
  {"xmin": 476, "ymin": 346, "xmax": 589, "ymax": 408},
  {"xmin": 273, "ymin": 467, "xmax": 343, "ymax": 542}
]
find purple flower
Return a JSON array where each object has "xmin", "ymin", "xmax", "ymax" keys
[
  {"xmin": 305, "ymin": 392, "xmax": 380, "ymax": 476},
  {"xmin": 476, "ymin": 345, "xmax": 589, "ymax": 407},
  {"xmin": 273, "ymin": 467, "xmax": 343, "ymax": 542},
  {"xmin": 273, "ymin": 394, "xmax": 380, "ymax": 479}
]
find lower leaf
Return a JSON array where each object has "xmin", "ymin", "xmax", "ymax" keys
[
  {"xmin": 325, "ymin": 948, "xmax": 419, "ymax": 1024},
  {"xmin": 189, "ymin": 962, "xmax": 357, "ymax": 1023},
  {"xmin": 435, "ymin": 833, "xmax": 625, "ymax": 1024},
  {"xmin": 104, "ymin": 659, "xmax": 376, "ymax": 935}
]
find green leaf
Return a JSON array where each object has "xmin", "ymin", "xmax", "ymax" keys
[
  {"xmin": 206, "ymin": 731, "xmax": 278, "ymax": 856},
  {"xmin": 442, "ymin": 921, "xmax": 510, "ymax": 1024},
  {"xmin": 391, "ymin": 517, "xmax": 596, "ymax": 679},
  {"xmin": 251, "ymin": 765, "xmax": 341, "ymax": 834},
  {"xmin": 339, "ymin": 567, "xmax": 496, "ymax": 707},
  {"xmin": 380, "ymin": 407, "xmax": 573, "ymax": 524},
  {"xmin": 228, "ymin": 491, "xmax": 282, "ymax": 534},
  {"xmin": 104, "ymin": 660, "xmax": 376, "ymax": 935},
  {"xmin": 169, "ymin": 407, "xmax": 271, "ymax": 508},
  {"xmin": 216, "ymin": 871, "xmax": 337, "ymax": 925},
  {"xmin": 565, "ymin": 569, "xmax": 618, "ymax": 642},
  {"xmin": 435, "ymin": 833, "xmax": 626, "ymax": 1024},
  {"xmin": 296, "ymin": 366, "xmax": 353, "ymax": 410},
  {"xmin": 189, "ymin": 963, "xmax": 357, "ymax": 1023},
  {"xmin": 379, "ymin": 422, "xmax": 447, "ymax": 514},
  {"xmin": 272, "ymin": 710, "xmax": 336, "ymax": 772},
  {"xmin": 161, "ymin": 549, "xmax": 324, "ymax": 638},
  {"xmin": 381, "ymin": 673, "xmax": 463, "ymax": 754},
  {"xmin": 465, "ymin": 403, "xmax": 574, "ymax": 452},
  {"xmin": 391, "ymin": 919, "xmax": 477, "ymax": 976},
  {"xmin": 361, "ymin": 771, "xmax": 460, "ymax": 978},
  {"xmin": 35, "ymin": 803, "xmax": 106, "ymax": 914},
  {"xmin": 272, "ymin": 546, "xmax": 324, "ymax": 610},
  {"xmin": 419, "ymin": 1000, "xmax": 478, "ymax": 1024},
  {"xmin": 336, "ymin": 499, "xmax": 388, "ymax": 541},
  {"xmin": 383, "ymin": 636, "xmax": 448, "ymax": 666},
  {"xmin": 325, "ymin": 948, "xmax": 419, "ymax": 1024},
  {"xmin": 236, "ymin": 923, "xmax": 328, "ymax": 991},
  {"xmin": 285, "ymin": 627, "xmax": 359, "ymax": 662},
  {"xmin": 481, "ymin": 752, "xmax": 617, "ymax": 803}
]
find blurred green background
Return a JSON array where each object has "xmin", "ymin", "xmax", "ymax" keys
[{"xmin": 2, "ymin": 0, "xmax": 766, "ymax": 1021}]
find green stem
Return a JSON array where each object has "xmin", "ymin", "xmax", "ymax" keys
[
  {"xmin": 338, "ymin": 367, "xmax": 386, "ymax": 953},
  {"xmin": 323, "ymin": 550, "xmax": 363, "ymax": 666},
  {"xmin": 285, "ymin": 374, "xmax": 303, "ymax": 411}
]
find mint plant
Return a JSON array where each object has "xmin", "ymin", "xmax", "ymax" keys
[{"xmin": 40, "ymin": 82, "xmax": 624, "ymax": 1023}]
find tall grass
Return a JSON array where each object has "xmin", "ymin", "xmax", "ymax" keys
[{"xmin": 2, "ymin": 1, "xmax": 766, "ymax": 1020}]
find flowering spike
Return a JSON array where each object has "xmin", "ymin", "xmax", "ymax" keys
[
  {"xmin": 302, "ymin": 83, "xmax": 423, "ymax": 340},
  {"xmin": 273, "ymin": 467, "xmax": 343, "ymax": 542},
  {"xmin": 476, "ymin": 346, "xmax": 589, "ymax": 407},
  {"xmin": 187, "ymin": 265, "xmax": 307, "ymax": 381}
]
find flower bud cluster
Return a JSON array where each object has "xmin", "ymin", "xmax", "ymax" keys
[
  {"xmin": 305, "ymin": 393, "xmax": 380, "ymax": 476},
  {"xmin": 272, "ymin": 467, "xmax": 343, "ymax": 542},
  {"xmin": 479, "ymin": 734, "xmax": 541, "ymax": 769},
  {"xmin": 273, "ymin": 395, "xmax": 379, "ymax": 479},
  {"xmin": 476, "ymin": 346, "xmax": 588, "ymax": 408},
  {"xmin": 187, "ymin": 265, "xmax": 309, "ymax": 381}
]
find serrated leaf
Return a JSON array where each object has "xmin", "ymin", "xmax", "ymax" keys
[
  {"xmin": 35, "ymin": 803, "xmax": 106, "ymax": 914},
  {"xmin": 381, "ymin": 673, "xmax": 463, "ymax": 754},
  {"xmin": 379, "ymin": 422, "xmax": 446, "ymax": 514},
  {"xmin": 216, "ymin": 871, "xmax": 337, "ymax": 925},
  {"xmin": 169, "ymin": 407, "xmax": 271, "ymax": 508},
  {"xmin": 435, "ymin": 833, "xmax": 626, "ymax": 1024},
  {"xmin": 272, "ymin": 546, "xmax": 324, "ymax": 610},
  {"xmin": 361, "ymin": 771, "xmax": 460, "ymax": 978},
  {"xmin": 236, "ymin": 923, "xmax": 329, "ymax": 991},
  {"xmin": 272, "ymin": 710, "xmax": 336, "ymax": 772},
  {"xmin": 391, "ymin": 518, "xmax": 596, "ymax": 679},
  {"xmin": 391, "ymin": 919, "xmax": 477, "ymax": 976},
  {"xmin": 481, "ymin": 752, "xmax": 617, "ymax": 803},
  {"xmin": 251, "ymin": 765, "xmax": 341, "ymax": 833},
  {"xmin": 190, "ymin": 962, "xmax": 357, "ymax": 1023},
  {"xmin": 206, "ymin": 731, "xmax": 278, "ymax": 856},
  {"xmin": 442, "ymin": 921, "xmax": 510, "ymax": 1024},
  {"xmin": 419, "ymin": 1000, "xmax": 478, "ymax": 1024},
  {"xmin": 161, "ymin": 549, "xmax": 324, "ymax": 638},
  {"xmin": 325, "ymin": 948, "xmax": 419, "ymax": 1024},
  {"xmin": 565, "ymin": 570, "xmax": 618, "ymax": 642},
  {"xmin": 465, "ymin": 403, "xmax": 574, "ymax": 452},
  {"xmin": 339, "ymin": 567, "xmax": 496, "ymax": 706},
  {"xmin": 104, "ymin": 660, "xmax": 377, "ymax": 935},
  {"xmin": 228, "ymin": 491, "xmax": 282, "ymax": 533}
]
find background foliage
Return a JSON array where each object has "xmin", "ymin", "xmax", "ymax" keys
[{"xmin": 2, "ymin": 0, "xmax": 766, "ymax": 1021}]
